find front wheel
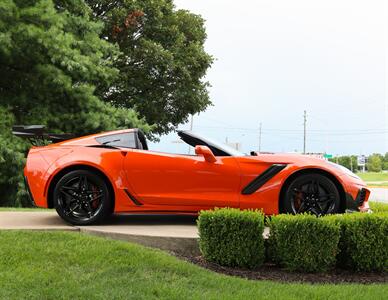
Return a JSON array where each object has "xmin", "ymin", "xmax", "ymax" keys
[
  {"xmin": 53, "ymin": 170, "xmax": 112, "ymax": 225},
  {"xmin": 282, "ymin": 173, "xmax": 341, "ymax": 216}
]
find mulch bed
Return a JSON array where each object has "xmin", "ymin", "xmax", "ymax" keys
[{"xmin": 178, "ymin": 255, "xmax": 387, "ymax": 284}]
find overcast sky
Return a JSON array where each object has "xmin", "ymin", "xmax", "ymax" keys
[{"xmin": 150, "ymin": 0, "xmax": 387, "ymax": 155}]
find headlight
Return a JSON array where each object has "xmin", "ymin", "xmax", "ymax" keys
[{"xmin": 328, "ymin": 162, "xmax": 361, "ymax": 180}]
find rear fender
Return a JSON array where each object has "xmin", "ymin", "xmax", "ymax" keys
[
  {"xmin": 43, "ymin": 148, "xmax": 129, "ymax": 211},
  {"xmin": 24, "ymin": 148, "xmax": 74, "ymax": 207}
]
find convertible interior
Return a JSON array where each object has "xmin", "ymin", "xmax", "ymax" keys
[{"xmin": 95, "ymin": 129, "xmax": 239, "ymax": 157}]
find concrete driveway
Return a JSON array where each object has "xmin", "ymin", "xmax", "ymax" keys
[
  {"xmin": 0, "ymin": 212, "xmax": 200, "ymax": 255},
  {"xmin": 369, "ymin": 188, "xmax": 388, "ymax": 203},
  {"xmin": 0, "ymin": 212, "xmax": 198, "ymax": 236}
]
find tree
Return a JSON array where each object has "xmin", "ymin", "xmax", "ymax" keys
[
  {"xmin": 0, "ymin": 108, "xmax": 29, "ymax": 207},
  {"xmin": 0, "ymin": 0, "xmax": 150, "ymax": 206},
  {"xmin": 338, "ymin": 156, "xmax": 351, "ymax": 170},
  {"xmin": 367, "ymin": 154, "xmax": 382, "ymax": 172},
  {"xmin": 86, "ymin": 0, "xmax": 213, "ymax": 134},
  {"xmin": 329, "ymin": 155, "xmax": 358, "ymax": 172},
  {"xmin": 0, "ymin": 0, "xmax": 149, "ymax": 135},
  {"xmin": 383, "ymin": 152, "xmax": 388, "ymax": 170}
]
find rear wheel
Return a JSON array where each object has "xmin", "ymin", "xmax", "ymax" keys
[
  {"xmin": 282, "ymin": 173, "xmax": 341, "ymax": 216},
  {"xmin": 53, "ymin": 170, "xmax": 112, "ymax": 225}
]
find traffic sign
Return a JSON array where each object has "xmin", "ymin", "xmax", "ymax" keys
[{"xmin": 357, "ymin": 155, "xmax": 366, "ymax": 166}]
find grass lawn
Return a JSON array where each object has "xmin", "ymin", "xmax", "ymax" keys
[
  {"xmin": 358, "ymin": 172, "xmax": 388, "ymax": 182},
  {"xmin": 0, "ymin": 207, "xmax": 53, "ymax": 211},
  {"xmin": 358, "ymin": 172, "xmax": 388, "ymax": 187},
  {"xmin": 369, "ymin": 202, "xmax": 388, "ymax": 213},
  {"xmin": 366, "ymin": 183, "xmax": 388, "ymax": 187},
  {"xmin": 0, "ymin": 232, "xmax": 386, "ymax": 300}
]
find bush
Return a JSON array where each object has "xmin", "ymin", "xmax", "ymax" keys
[
  {"xmin": 198, "ymin": 208, "xmax": 265, "ymax": 269},
  {"xmin": 328, "ymin": 213, "xmax": 388, "ymax": 272},
  {"xmin": 267, "ymin": 214, "xmax": 340, "ymax": 272}
]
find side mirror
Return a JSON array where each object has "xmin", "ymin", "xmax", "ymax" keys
[{"xmin": 195, "ymin": 145, "xmax": 217, "ymax": 163}]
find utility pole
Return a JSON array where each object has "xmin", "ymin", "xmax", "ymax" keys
[
  {"xmin": 189, "ymin": 114, "xmax": 194, "ymax": 131},
  {"xmin": 188, "ymin": 114, "xmax": 194, "ymax": 154},
  {"xmin": 350, "ymin": 156, "xmax": 353, "ymax": 172},
  {"xmin": 303, "ymin": 110, "xmax": 307, "ymax": 154},
  {"xmin": 258, "ymin": 122, "xmax": 262, "ymax": 153}
]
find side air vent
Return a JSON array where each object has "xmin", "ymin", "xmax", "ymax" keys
[
  {"xmin": 242, "ymin": 164, "xmax": 287, "ymax": 195},
  {"xmin": 124, "ymin": 189, "xmax": 143, "ymax": 206}
]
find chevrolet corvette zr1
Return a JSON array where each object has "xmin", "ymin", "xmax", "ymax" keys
[{"xmin": 16, "ymin": 126, "xmax": 370, "ymax": 225}]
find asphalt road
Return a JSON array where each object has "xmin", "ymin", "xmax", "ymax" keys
[{"xmin": 369, "ymin": 188, "xmax": 388, "ymax": 203}]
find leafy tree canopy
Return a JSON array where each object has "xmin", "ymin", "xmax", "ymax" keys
[
  {"xmin": 383, "ymin": 153, "xmax": 388, "ymax": 170},
  {"xmin": 329, "ymin": 155, "xmax": 358, "ymax": 172},
  {"xmin": 367, "ymin": 154, "xmax": 382, "ymax": 172},
  {"xmin": 0, "ymin": 107, "xmax": 29, "ymax": 206},
  {"xmin": 86, "ymin": 0, "xmax": 213, "ymax": 134},
  {"xmin": 0, "ymin": 0, "xmax": 149, "ymax": 135}
]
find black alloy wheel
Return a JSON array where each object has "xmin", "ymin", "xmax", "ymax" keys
[
  {"xmin": 282, "ymin": 173, "xmax": 341, "ymax": 216},
  {"xmin": 53, "ymin": 170, "xmax": 112, "ymax": 225}
]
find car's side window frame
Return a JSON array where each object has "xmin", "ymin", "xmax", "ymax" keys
[{"xmin": 96, "ymin": 132, "xmax": 138, "ymax": 149}]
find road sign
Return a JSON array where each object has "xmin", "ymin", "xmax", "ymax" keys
[
  {"xmin": 357, "ymin": 155, "xmax": 366, "ymax": 166},
  {"xmin": 323, "ymin": 154, "xmax": 333, "ymax": 159}
]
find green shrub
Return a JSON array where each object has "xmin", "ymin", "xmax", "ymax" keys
[
  {"xmin": 267, "ymin": 214, "xmax": 340, "ymax": 272},
  {"xmin": 198, "ymin": 208, "xmax": 265, "ymax": 269},
  {"xmin": 327, "ymin": 213, "xmax": 388, "ymax": 272}
]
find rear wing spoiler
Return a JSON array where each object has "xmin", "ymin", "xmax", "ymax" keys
[{"xmin": 12, "ymin": 125, "xmax": 74, "ymax": 145}]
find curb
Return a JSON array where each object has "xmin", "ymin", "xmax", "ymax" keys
[{"xmin": 78, "ymin": 227, "xmax": 200, "ymax": 256}]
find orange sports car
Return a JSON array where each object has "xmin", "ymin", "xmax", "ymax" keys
[{"xmin": 15, "ymin": 126, "xmax": 370, "ymax": 225}]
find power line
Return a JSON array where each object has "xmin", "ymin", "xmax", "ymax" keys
[
  {"xmin": 193, "ymin": 125, "xmax": 387, "ymax": 135},
  {"xmin": 259, "ymin": 123, "xmax": 262, "ymax": 153},
  {"xmin": 188, "ymin": 114, "xmax": 194, "ymax": 154},
  {"xmin": 303, "ymin": 110, "xmax": 307, "ymax": 154}
]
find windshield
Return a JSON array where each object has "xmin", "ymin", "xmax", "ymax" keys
[
  {"xmin": 178, "ymin": 131, "xmax": 245, "ymax": 157},
  {"xmin": 198, "ymin": 134, "xmax": 245, "ymax": 156}
]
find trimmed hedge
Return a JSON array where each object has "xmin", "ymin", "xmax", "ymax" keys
[
  {"xmin": 267, "ymin": 214, "xmax": 340, "ymax": 272},
  {"xmin": 198, "ymin": 208, "xmax": 387, "ymax": 273},
  {"xmin": 198, "ymin": 208, "xmax": 265, "ymax": 269},
  {"xmin": 327, "ymin": 213, "xmax": 388, "ymax": 272}
]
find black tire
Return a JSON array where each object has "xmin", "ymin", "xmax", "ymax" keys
[
  {"xmin": 53, "ymin": 170, "xmax": 112, "ymax": 225},
  {"xmin": 281, "ymin": 173, "xmax": 341, "ymax": 216}
]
